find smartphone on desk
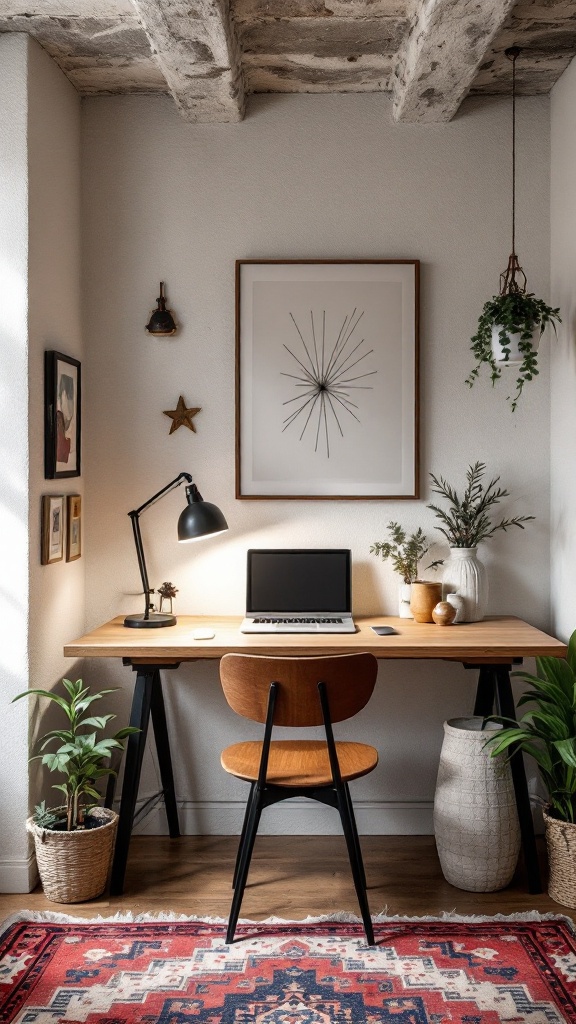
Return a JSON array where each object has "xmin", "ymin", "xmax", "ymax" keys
[{"xmin": 371, "ymin": 625, "xmax": 398, "ymax": 636}]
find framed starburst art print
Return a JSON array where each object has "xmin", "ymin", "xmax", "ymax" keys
[{"xmin": 236, "ymin": 260, "xmax": 419, "ymax": 499}]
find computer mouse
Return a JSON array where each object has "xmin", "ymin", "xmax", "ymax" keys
[{"xmin": 371, "ymin": 625, "xmax": 398, "ymax": 636}]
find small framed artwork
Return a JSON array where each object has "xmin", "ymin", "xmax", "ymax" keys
[
  {"xmin": 44, "ymin": 351, "xmax": 81, "ymax": 479},
  {"xmin": 236, "ymin": 259, "xmax": 419, "ymax": 499},
  {"xmin": 41, "ymin": 495, "xmax": 65, "ymax": 564},
  {"xmin": 66, "ymin": 494, "xmax": 82, "ymax": 561}
]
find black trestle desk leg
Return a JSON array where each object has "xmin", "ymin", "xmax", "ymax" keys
[
  {"xmin": 473, "ymin": 665, "xmax": 495, "ymax": 717},
  {"xmin": 109, "ymin": 670, "xmax": 154, "ymax": 896},
  {"xmin": 150, "ymin": 671, "xmax": 180, "ymax": 838},
  {"xmin": 494, "ymin": 665, "xmax": 542, "ymax": 894}
]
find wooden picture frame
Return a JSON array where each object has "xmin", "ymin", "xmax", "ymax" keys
[
  {"xmin": 41, "ymin": 495, "xmax": 65, "ymax": 564},
  {"xmin": 66, "ymin": 494, "xmax": 82, "ymax": 561},
  {"xmin": 236, "ymin": 259, "xmax": 419, "ymax": 499},
  {"xmin": 44, "ymin": 351, "xmax": 81, "ymax": 479}
]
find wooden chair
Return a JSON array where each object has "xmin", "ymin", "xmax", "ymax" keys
[{"xmin": 219, "ymin": 652, "xmax": 379, "ymax": 944}]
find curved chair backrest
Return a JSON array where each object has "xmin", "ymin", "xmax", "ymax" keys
[{"xmin": 220, "ymin": 652, "xmax": 378, "ymax": 727}]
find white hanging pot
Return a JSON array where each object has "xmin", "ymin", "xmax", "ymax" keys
[{"xmin": 491, "ymin": 323, "xmax": 539, "ymax": 367}]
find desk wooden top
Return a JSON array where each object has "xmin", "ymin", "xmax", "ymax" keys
[{"xmin": 64, "ymin": 615, "xmax": 566, "ymax": 665}]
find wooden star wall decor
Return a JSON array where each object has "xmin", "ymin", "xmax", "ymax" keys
[{"xmin": 163, "ymin": 396, "xmax": 201, "ymax": 434}]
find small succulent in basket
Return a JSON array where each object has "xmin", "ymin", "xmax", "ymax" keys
[
  {"xmin": 13, "ymin": 678, "xmax": 139, "ymax": 832},
  {"xmin": 370, "ymin": 522, "xmax": 442, "ymax": 583},
  {"xmin": 427, "ymin": 461, "xmax": 534, "ymax": 548}
]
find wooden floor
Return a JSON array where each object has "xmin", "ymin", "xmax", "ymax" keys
[{"xmin": 0, "ymin": 835, "xmax": 569, "ymax": 923}]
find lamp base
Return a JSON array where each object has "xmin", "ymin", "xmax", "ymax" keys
[{"xmin": 124, "ymin": 612, "xmax": 177, "ymax": 629}]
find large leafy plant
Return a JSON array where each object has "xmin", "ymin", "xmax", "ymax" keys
[
  {"xmin": 466, "ymin": 292, "xmax": 561, "ymax": 411},
  {"xmin": 370, "ymin": 522, "xmax": 442, "ymax": 583},
  {"xmin": 427, "ymin": 461, "xmax": 534, "ymax": 548},
  {"xmin": 13, "ymin": 678, "xmax": 138, "ymax": 831},
  {"xmin": 485, "ymin": 634, "xmax": 576, "ymax": 823}
]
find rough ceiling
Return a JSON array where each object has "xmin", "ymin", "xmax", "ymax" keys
[{"xmin": 0, "ymin": 0, "xmax": 575, "ymax": 123}]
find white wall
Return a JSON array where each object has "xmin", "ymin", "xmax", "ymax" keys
[
  {"xmin": 0, "ymin": 35, "xmax": 83, "ymax": 892},
  {"xmin": 550, "ymin": 56, "xmax": 576, "ymax": 641},
  {"xmin": 0, "ymin": 34, "xmax": 32, "ymax": 892},
  {"xmin": 81, "ymin": 92, "xmax": 552, "ymax": 835}
]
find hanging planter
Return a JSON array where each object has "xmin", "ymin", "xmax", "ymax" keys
[
  {"xmin": 469, "ymin": 290, "xmax": 560, "ymax": 410},
  {"xmin": 466, "ymin": 48, "xmax": 561, "ymax": 411}
]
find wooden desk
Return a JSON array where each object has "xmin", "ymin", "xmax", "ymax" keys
[{"xmin": 65, "ymin": 614, "xmax": 566, "ymax": 897}]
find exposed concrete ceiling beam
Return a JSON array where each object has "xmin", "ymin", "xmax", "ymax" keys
[
  {"xmin": 130, "ymin": 0, "xmax": 245, "ymax": 122},
  {"xmin": 392, "ymin": 0, "xmax": 518, "ymax": 123}
]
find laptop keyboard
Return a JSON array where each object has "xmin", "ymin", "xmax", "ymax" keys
[{"xmin": 253, "ymin": 617, "xmax": 344, "ymax": 624}]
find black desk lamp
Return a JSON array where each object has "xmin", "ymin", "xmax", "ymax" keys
[{"xmin": 124, "ymin": 472, "xmax": 228, "ymax": 629}]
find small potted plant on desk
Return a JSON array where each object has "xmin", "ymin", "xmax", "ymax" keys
[
  {"xmin": 370, "ymin": 521, "xmax": 441, "ymax": 619},
  {"xmin": 13, "ymin": 677, "xmax": 138, "ymax": 903},
  {"xmin": 485, "ymin": 632, "xmax": 576, "ymax": 908},
  {"xmin": 427, "ymin": 461, "xmax": 534, "ymax": 622}
]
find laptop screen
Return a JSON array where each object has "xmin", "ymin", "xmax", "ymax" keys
[{"xmin": 246, "ymin": 549, "xmax": 351, "ymax": 614}]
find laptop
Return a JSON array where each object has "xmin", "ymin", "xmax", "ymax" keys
[{"xmin": 240, "ymin": 549, "xmax": 356, "ymax": 633}]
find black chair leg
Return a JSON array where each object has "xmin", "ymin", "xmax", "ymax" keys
[
  {"xmin": 233, "ymin": 783, "xmax": 257, "ymax": 890},
  {"xmin": 227, "ymin": 790, "xmax": 262, "ymax": 944},
  {"xmin": 344, "ymin": 783, "xmax": 366, "ymax": 890},
  {"xmin": 337, "ymin": 786, "xmax": 374, "ymax": 946}
]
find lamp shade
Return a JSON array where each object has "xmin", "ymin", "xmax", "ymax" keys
[{"xmin": 178, "ymin": 484, "xmax": 228, "ymax": 542}]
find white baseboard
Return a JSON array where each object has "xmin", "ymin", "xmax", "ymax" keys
[
  {"xmin": 131, "ymin": 799, "xmax": 435, "ymax": 836},
  {"xmin": 0, "ymin": 853, "xmax": 38, "ymax": 894}
]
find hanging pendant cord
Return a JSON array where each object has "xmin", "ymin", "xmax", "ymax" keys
[{"xmin": 511, "ymin": 49, "xmax": 516, "ymax": 258}]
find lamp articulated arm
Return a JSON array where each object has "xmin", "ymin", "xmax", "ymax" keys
[
  {"xmin": 124, "ymin": 471, "xmax": 228, "ymax": 629},
  {"xmin": 128, "ymin": 473, "xmax": 193, "ymax": 623}
]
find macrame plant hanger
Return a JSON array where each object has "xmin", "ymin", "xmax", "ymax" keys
[{"xmin": 499, "ymin": 46, "xmax": 527, "ymax": 297}]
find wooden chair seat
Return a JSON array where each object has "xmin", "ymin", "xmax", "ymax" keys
[
  {"xmin": 221, "ymin": 739, "xmax": 379, "ymax": 787},
  {"xmin": 218, "ymin": 652, "xmax": 379, "ymax": 945}
]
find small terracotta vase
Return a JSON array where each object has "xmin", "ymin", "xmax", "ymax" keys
[{"xmin": 410, "ymin": 581, "xmax": 443, "ymax": 623}]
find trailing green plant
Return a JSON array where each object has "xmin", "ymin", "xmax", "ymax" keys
[
  {"xmin": 13, "ymin": 678, "xmax": 138, "ymax": 831},
  {"xmin": 427, "ymin": 461, "xmax": 534, "ymax": 548},
  {"xmin": 484, "ymin": 632, "xmax": 576, "ymax": 823},
  {"xmin": 370, "ymin": 521, "xmax": 442, "ymax": 583},
  {"xmin": 466, "ymin": 291, "xmax": 561, "ymax": 411}
]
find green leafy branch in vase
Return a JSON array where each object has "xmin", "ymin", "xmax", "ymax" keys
[
  {"xmin": 427, "ymin": 461, "xmax": 534, "ymax": 548},
  {"xmin": 370, "ymin": 521, "xmax": 442, "ymax": 584}
]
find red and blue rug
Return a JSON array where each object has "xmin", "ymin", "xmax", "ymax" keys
[{"xmin": 1, "ymin": 913, "xmax": 576, "ymax": 1023}]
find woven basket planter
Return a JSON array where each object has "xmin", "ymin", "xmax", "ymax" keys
[
  {"xmin": 27, "ymin": 807, "xmax": 118, "ymax": 903},
  {"xmin": 434, "ymin": 717, "xmax": 520, "ymax": 892},
  {"xmin": 544, "ymin": 808, "xmax": 576, "ymax": 908}
]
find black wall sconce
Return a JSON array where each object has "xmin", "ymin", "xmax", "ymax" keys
[{"xmin": 146, "ymin": 282, "xmax": 178, "ymax": 336}]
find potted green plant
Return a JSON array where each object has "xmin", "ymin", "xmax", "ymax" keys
[
  {"xmin": 427, "ymin": 462, "xmax": 534, "ymax": 622},
  {"xmin": 466, "ymin": 291, "xmax": 561, "ymax": 411},
  {"xmin": 13, "ymin": 677, "xmax": 138, "ymax": 903},
  {"xmin": 370, "ymin": 521, "xmax": 441, "ymax": 618},
  {"xmin": 485, "ymin": 633, "xmax": 576, "ymax": 907}
]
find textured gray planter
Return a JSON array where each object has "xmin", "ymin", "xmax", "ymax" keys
[{"xmin": 434, "ymin": 717, "xmax": 520, "ymax": 892}]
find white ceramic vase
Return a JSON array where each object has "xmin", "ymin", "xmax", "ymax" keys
[
  {"xmin": 445, "ymin": 592, "xmax": 465, "ymax": 624},
  {"xmin": 442, "ymin": 547, "xmax": 487, "ymax": 622},
  {"xmin": 434, "ymin": 717, "xmax": 521, "ymax": 892},
  {"xmin": 491, "ymin": 323, "xmax": 538, "ymax": 367},
  {"xmin": 398, "ymin": 583, "xmax": 413, "ymax": 618}
]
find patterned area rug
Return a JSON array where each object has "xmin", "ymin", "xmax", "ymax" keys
[{"xmin": 1, "ymin": 913, "xmax": 576, "ymax": 1023}]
